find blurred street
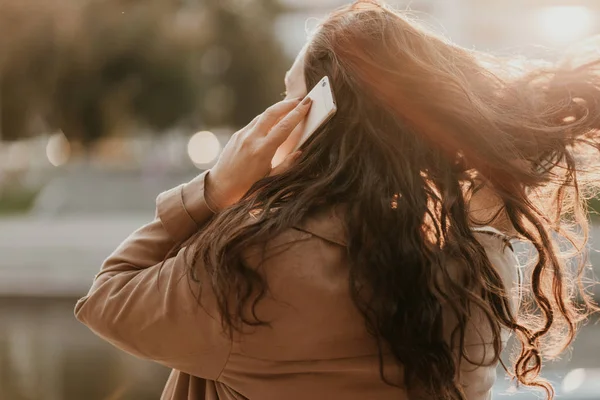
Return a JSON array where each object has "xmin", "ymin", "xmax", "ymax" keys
[
  {"xmin": 0, "ymin": 198, "xmax": 598, "ymax": 298},
  {"xmin": 0, "ymin": 168, "xmax": 197, "ymax": 297}
]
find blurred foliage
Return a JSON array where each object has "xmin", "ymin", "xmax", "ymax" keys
[
  {"xmin": 0, "ymin": 187, "xmax": 39, "ymax": 215},
  {"xmin": 0, "ymin": 0, "xmax": 289, "ymax": 147}
]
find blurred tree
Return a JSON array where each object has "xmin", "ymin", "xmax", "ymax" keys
[
  {"xmin": 48, "ymin": 1, "xmax": 200, "ymax": 148},
  {"xmin": 0, "ymin": 0, "xmax": 289, "ymax": 148},
  {"xmin": 194, "ymin": 0, "xmax": 289, "ymax": 127}
]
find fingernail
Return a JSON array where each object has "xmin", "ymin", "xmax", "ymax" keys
[{"xmin": 301, "ymin": 97, "xmax": 312, "ymax": 106}]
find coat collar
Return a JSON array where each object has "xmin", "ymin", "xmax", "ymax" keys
[{"xmin": 294, "ymin": 205, "xmax": 348, "ymax": 247}]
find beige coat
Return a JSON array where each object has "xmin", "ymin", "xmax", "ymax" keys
[{"xmin": 75, "ymin": 171, "xmax": 519, "ymax": 400}]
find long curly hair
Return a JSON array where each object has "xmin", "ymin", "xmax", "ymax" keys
[{"xmin": 188, "ymin": 1, "xmax": 600, "ymax": 398}]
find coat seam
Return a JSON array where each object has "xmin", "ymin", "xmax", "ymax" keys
[{"xmin": 291, "ymin": 226, "xmax": 347, "ymax": 247}]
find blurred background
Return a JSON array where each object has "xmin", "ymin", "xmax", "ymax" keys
[{"xmin": 0, "ymin": 0, "xmax": 599, "ymax": 399}]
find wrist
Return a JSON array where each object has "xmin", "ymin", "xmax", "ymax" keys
[{"xmin": 203, "ymin": 170, "xmax": 224, "ymax": 213}]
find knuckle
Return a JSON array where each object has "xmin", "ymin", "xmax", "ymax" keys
[
  {"xmin": 239, "ymin": 136, "xmax": 254, "ymax": 149},
  {"xmin": 239, "ymin": 129, "xmax": 251, "ymax": 139},
  {"xmin": 277, "ymin": 121, "xmax": 292, "ymax": 132},
  {"xmin": 248, "ymin": 144, "xmax": 262, "ymax": 157},
  {"xmin": 264, "ymin": 104, "xmax": 279, "ymax": 116},
  {"xmin": 231, "ymin": 130, "xmax": 242, "ymax": 139}
]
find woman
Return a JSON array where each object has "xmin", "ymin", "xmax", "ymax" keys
[{"xmin": 76, "ymin": 2, "xmax": 600, "ymax": 399}]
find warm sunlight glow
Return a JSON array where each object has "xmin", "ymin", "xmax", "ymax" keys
[
  {"xmin": 46, "ymin": 132, "xmax": 71, "ymax": 167},
  {"xmin": 537, "ymin": 6, "xmax": 593, "ymax": 44},
  {"xmin": 187, "ymin": 131, "xmax": 221, "ymax": 165}
]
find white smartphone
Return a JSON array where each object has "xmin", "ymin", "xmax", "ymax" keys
[{"xmin": 292, "ymin": 76, "xmax": 337, "ymax": 151}]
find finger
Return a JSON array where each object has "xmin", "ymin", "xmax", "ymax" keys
[
  {"xmin": 253, "ymin": 98, "xmax": 302, "ymax": 136},
  {"xmin": 246, "ymin": 115, "xmax": 260, "ymax": 129},
  {"xmin": 266, "ymin": 97, "xmax": 312, "ymax": 148},
  {"xmin": 269, "ymin": 151, "xmax": 302, "ymax": 176}
]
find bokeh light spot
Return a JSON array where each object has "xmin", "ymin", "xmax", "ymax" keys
[
  {"xmin": 562, "ymin": 368, "xmax": 586, "ymax": 393},
  {"xmin": 46, "ymin": 132, "xmax": 71, "ymax": 167},
  {"xmin": 187, "ymin": 131, "xmax": 221, "ymax": 165},
  {"xmin": 537, "ymin": 6, "xmax": 593, "ymax": 44}
]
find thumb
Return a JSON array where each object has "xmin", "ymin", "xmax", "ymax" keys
[{"xmin": 269, "ymin": 151, "xmax": 302, "ymax": 177}]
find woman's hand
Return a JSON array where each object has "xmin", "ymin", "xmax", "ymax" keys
[{"xmin": 205, "ymin": 97, "xmax": 312, "ymax": 211}]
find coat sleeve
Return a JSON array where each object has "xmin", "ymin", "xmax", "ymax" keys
[{"xmin": 74, "ymin": 171, "xmax": 231, "ymax": 380}]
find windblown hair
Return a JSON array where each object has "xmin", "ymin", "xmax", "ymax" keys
[{"xmin": 189, "ymin": 1, "xmax": 600, "ymax": 398}]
